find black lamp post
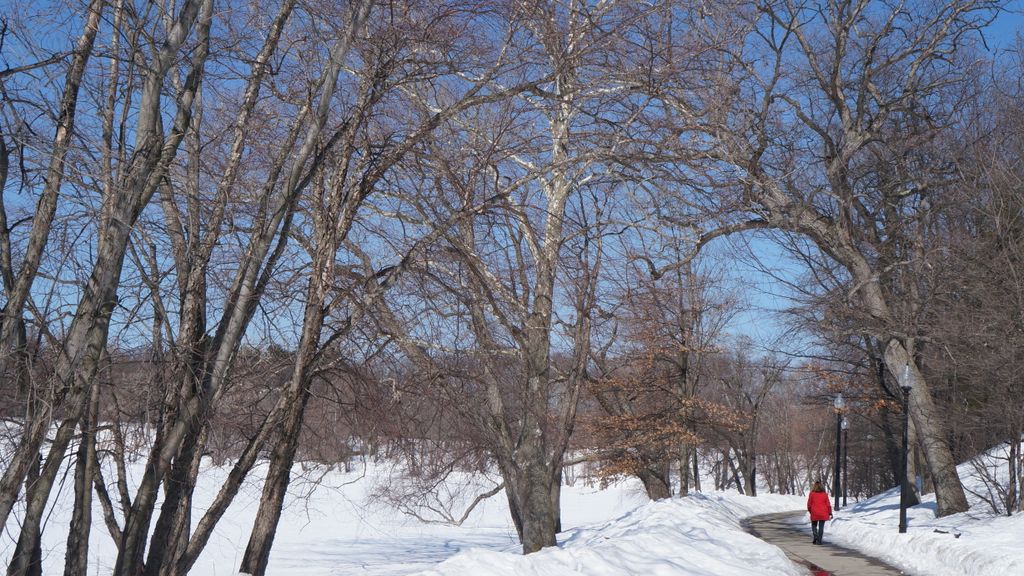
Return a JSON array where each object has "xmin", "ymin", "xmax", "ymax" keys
[
  {"xmin": 833, "ymin": 393, "xmax": 844, "ymax": 511},
  {"xmin": 842, "ymin": 416, "xmax": 849, "ymax": 507},
  {"xmin": 899, "ymin": 363, "xmax": 913, "ymax": 534}
]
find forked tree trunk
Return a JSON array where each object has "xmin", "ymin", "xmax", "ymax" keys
[
  {"xmin": 8, "ymin": 0, "xmax": 211, "ymax": 571},
  {"xmin": 638, "ymin": 462, "xmax": 673, "ymax": 500},
  {"xmin": 120, "ymin": 3, "xmax": 299, "ymax": 574},
  {"xmin": 117, "ymin": 3, "xmax": 361, "ymax": 573},
  {"xmin": 163, "ymin": 426, "xmax": 207, "ymax": 576},
  {"xmin": 235, "ymin": 6, "xmax": 377, "ymax": 574},
  {"xmin": 141, "ymin": 425, "xmax": 206, "ymax": 576},
  {"xmin": 173, "ymin": 403, "xmax": 285, "ymax": 575},
  {"xmin": 510, "ymin": 446, "xmax": 559, "ymax": 553}
]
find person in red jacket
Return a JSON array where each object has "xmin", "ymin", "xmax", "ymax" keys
[{"xmin": 807, "ymin": 480, "xmax": 833, "ymax": 544}]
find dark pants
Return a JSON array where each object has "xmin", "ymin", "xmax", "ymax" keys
[{"xmin": 811, "ymin": 520, "xmax": 825, "ymax": 543}]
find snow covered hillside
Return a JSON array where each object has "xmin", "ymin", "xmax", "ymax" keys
[
  {"xmin": 1, "ymin": 450, "xmax": 808, "ymax": 575},
  {"xmin": 4, "ymin": 443, "xmax": 1023, "ymax": 575}
]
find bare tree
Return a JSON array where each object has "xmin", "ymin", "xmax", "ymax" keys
[
  {"xmin": 0, "ymin": 0, "xmax": 105, "ymax": 537},
  {"xmin": 114, "ymin": 3, "xmax": 364, "ymax": 574},
  {"xmin": 370, "ymin": 1, "xmax": 668, "ymax": 552},
  {"xmin": 707, "ymin": 346, "xmax": 786, "ymax": 496},
  {"xmin": 2, "ymin": 1, "xmax": 215, "ymax": 573},
  {"xmin": 676, "ymin": 0, "xmax": 1004, "ymax": 516},
  {"xmin": 237, "ymin": 2, "xmax": 553, "ymax": 572},
  {"xmin": 925, "ymin": 57, "xmax": 1024, "ymax": 514}
]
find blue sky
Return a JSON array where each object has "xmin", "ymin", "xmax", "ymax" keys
[{"xmin": 986, "ymin": 1, "xmax": 1024, "ymax": 50}]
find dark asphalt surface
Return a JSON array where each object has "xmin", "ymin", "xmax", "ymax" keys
[{"xmin": 744, "ymin": 511, "xmax": 908, "ymax": 576}]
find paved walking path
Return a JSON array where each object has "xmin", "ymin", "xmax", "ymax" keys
[{"xmin": 744, "ymin": 511, "xmax": 907, "ymax": 576}]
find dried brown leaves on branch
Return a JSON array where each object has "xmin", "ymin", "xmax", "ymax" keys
[{"xmin": 584, "ymin": 343, "xmax": 744, "ymax": 481}]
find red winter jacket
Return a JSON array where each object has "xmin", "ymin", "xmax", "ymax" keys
[{"xmin": 807, "ymin": 490, "xmax": 832, "ymax": 521}]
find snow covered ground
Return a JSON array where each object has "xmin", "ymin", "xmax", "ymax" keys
[
  {"xmin": 3, "ymin": 443, "xmax": 1023, "ymax": 575},
  {"xmin": 0, "ymin": 453, "xmax": 805, "ymax": 575}
]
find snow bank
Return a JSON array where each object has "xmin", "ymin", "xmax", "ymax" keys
[{"xmin": 414, "ymin": 492, "xmax": 807, "ymax": 576}]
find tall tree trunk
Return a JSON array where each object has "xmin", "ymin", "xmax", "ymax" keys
[
  {"xmin": 64, "ymin": 385, "xmax": 100, "ymax": 576},
  {"xmin": 692, "ymin": 449, "xmax": 701, "ymax": 492},
  {"xmin": 116, "ymin": 2, "xmax": 355, "ymax": 572},
  {"xmin": 120, "ymin": 3, "xmax": 299, "ymax": 573},
  {"xmin": 238, "ymin": 268, "xmax": 327, "ymax": 576},
  {"xmin": 884, "ymin": 342, "xmax": 961, "ymax": 514},
  {"xmin": 678, "ymin": 442, "xmax": 692, "ymax": 496},
  {"xmin": 739, "ymin": 447, "xmax": 757, "ymax": 496},
  {"xmin": 8, "ymin": 455, "xmax": 43, "ymax": 576},
  {"xmin": 238, "ymin": 389, "xmax": 313, "ymax": 576},
  {"xmin": 235, "ymin": 7, "xmax": 379, "ymax": 573},
  {"xmin": 9, "ymin": 0, "xmax": 211, "ymax": 569},
  {"xmin": 1008, "ymin": 438, "xmax": 1018, "ymax": 515}
]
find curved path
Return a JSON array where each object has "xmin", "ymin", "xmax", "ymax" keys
[{"xmin": 744, "ymin": 511, "xmax": 907, "ymax": 576}]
